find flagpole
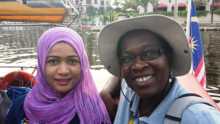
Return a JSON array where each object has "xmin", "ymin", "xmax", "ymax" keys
[
  {"xmin": 186, "ymin": 0, "xmax": 193, "ymax": 74},
  {"xmin": 186, "ymin": 0, "xmax": 191, "ymax": 40}
]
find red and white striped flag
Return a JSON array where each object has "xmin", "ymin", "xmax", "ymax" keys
[{"xmin": 186, "ymin": 0, "xmax": 206, "ymax": 88}]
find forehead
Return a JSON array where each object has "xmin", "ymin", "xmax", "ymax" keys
[
  {"xmin": 48, "ymin": 42, "xmax": 77, "ymax": 56},
  {"xmin": 120, "ymin": 30, "xmax": 164, "ymax": 49}
]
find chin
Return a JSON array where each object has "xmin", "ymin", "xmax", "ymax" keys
[
  {"xmin": 55, "ymin": 87, "xmax": 71, "ymax": 94},
  {"xmin": 136, "ymin": 90, "xmax": 156, "ymax": 99}
]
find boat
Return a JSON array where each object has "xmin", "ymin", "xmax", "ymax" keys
[
  {"xmin": 0, "ymin": 0, "xmax": 66, "ymax": 23},
  {"xmin": 0, "ymin": 67, "xmax": 36, "ymax": 123},
  {"xmin": 0, "ymin": 70, "xmax": 36, "ymax": 90}
]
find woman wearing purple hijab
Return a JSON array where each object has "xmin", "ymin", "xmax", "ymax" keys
[{"xmin": 5, "ymin": 27, "xmax": 111, "ymax": 124}]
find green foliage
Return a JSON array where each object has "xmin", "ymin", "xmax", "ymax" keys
[
  {"xmin": 147, "ymin": 10, "xmax": 208, "ymax": 17},
  {"xmin": 80, "ymin": 0, "xmax": 209, "ymax": 25},
  {"xmin": 214, "ymin": 9, "xmax": 220, "ymax": 15},
  {"xmin": 197, "ymin": 10, "xmax": 209, "ymax": 16},
  {"xmin": 86, "ymin": 6, "xmax": 98, "ymax": 17},
  {"xmin": 136, "ymin": 0, "xmax": 153, "ymax": 5},
  {"xmin": 122, "ymin": 0, "xmax": 138, "ymax": 10}
]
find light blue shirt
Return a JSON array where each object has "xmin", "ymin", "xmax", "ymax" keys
[{"xmin": 114, "ymin": 80, "xmax": 220, "ymax": 124}]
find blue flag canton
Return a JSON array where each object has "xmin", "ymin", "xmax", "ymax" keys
[{"xmin": 190, "ymin": 1, "xmax": 205, "ymax": 70}]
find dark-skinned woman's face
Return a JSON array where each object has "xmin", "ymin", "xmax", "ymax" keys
[{"xmin": 118, "ymin": 30, "xmax": 171, "ymax": 99}]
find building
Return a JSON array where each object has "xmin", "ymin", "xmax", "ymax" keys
[{"xmin": 158, "ymin": 0, "xmax": 218, "ymax": 11}]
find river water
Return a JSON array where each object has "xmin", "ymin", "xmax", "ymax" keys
[
  {"xmin": 0, "ymin": 22, "xmax": 38, "ymax": 76},
  {"xmin": 0, "ymin": 22, "xmax": 114, "ymax": 91}
]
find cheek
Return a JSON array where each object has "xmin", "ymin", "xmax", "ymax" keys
[
  {"xmin": 44, "ymin": 66, "xmax": 55, "ymax": 86},
  {"xmin": 120, "ymin": 66, "xmax": 134, "ymax": 86},
  {"xmin": 120, "ymin": 66, "xmax": 129, "ymax": 78},
  {"xmin": 161, "ymin": 59, "xmax": 170, "ymax": 74},
  {"xmin": 71, "ymin": 65, "xmax": 81, "ymax": 79},
  {"xmin": 153, "ymin": 58, "xmax": 170, "ymax": 82},
  {"xmin": 45, "ymin": 65, "xmax": 53, "ymax": 78}
]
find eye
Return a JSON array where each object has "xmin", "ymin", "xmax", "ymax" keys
[
  {"xmin": 67, "ymin": 57, "xmax": 80, "ymax": 65},
  {"xmin": 47, "ymin": 58, "xmax": 60, "ymax": 65},
  {"xmin": 141, "ymin": 48, "xmax": 163, "ymax": 60},
  {"xmin": 119, "ymin": 55, "xmax": 134, "ymax": 64}
]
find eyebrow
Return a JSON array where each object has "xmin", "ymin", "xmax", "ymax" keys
[{"xmin": 47, "ymin": 55, "xmax": 79, "ymax": 58}]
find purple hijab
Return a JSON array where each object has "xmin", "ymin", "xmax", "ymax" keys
[{"xmin": 24, "ymin": 27, "xmax": 111, "ymax": 124}]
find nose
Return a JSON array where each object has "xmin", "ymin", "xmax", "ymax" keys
[
  {"xmin": 131, "ymin": 56, "xmax": 149, "ymax": 73},
  {"xmin": 57, "ymin": 62, "xmax": 69, "ymax": 75}
]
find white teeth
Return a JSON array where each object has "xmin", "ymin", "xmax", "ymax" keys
[{"xmin": 136, "ymin": 76, "xmax": 152, "ymax": 82}]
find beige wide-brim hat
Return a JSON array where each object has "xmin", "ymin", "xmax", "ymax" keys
[{"xmin": 98, "ymin": 15, "xmax": 191, "ymax": 77}]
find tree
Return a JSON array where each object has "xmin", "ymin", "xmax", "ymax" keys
[{"xmin": 122, "ymin": 0, "xmax": 158, "ymax": 13}]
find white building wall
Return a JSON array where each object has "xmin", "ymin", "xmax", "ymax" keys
[
  {"xmin": 79, "ymin": 0, "xmax": 110, "ymax": 7},
  {"xmin": 159, "ymin": 0, "xmax": 187, "ymax": 4}
]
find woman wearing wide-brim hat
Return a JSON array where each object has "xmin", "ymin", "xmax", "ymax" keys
[{"xmin": 99, "ymin": 15, "xmax": 220, "ymax": 124}]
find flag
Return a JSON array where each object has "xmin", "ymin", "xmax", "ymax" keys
[{"xmin": 186, "ymin": 0, "xmax": 206, "ymax": 88}]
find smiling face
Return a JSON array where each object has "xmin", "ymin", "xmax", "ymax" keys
[
  {"xmin": 45, "ymin": 42, "xmax": 81, "ymax": 96},
  {"xmin": 118, "ymin": 30, "xmax": 172, "ymax": 99}
]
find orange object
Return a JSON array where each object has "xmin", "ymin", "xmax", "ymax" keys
[
  {"xmin": 0, "ymin": 2, "xmax": 66, "ymax": 23},
  {"xmin": 0, "ymin": 71, "xmax": 36, "ymax": 90}
]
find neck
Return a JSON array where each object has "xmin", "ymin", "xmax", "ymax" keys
[{"xmin": 138, "ymin": 98, "xmax": 160, "ymax": 116}]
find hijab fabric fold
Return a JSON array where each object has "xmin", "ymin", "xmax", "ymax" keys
[{"xmin": 24, "ymin": 27, "xmax": 111, "ymax": 124}]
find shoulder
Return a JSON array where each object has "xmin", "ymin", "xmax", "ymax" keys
[
  {"xmin": 69, "ymin": 114, "xmax": 80, "ymax": 124},
  {"xmin": 10, "ymin": 94, "xmax": 26, "ymax": 110},
  {"xmin": 165, "ymin": 91, "xmax": 220, "ymax": 124},
  {"xmin": 5, "ymin": 94, "xmax": 26, "ymax": 124},
  {"xmin": 182, "ymin": 103, "xmax": 220, "ymax": 124}
]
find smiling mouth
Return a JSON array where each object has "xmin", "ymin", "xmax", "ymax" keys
[
  {"xmin": 135, "ymin": 75, "xmax": 152, "ymax": 86},
  {"xmin": 56, "ymin": 79, "xmax": 71, "ymax": 85}
]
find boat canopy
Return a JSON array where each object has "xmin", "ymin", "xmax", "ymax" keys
[{"xmin": 0, "ymin": 0, "xmax": 66, "ymax": 23}]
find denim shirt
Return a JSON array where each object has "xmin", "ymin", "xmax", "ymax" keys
[{"xmin": 114, "ymin": 80, "xmax": 220, "ymax": 124}]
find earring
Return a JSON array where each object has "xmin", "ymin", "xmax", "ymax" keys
[
  {"xmin": 169, "ymin": 78, "xmax": 172, "ymax": 83},
  {"xmin": 169, "ymin": 72, "xmax": 174, "ymax": 83}
]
